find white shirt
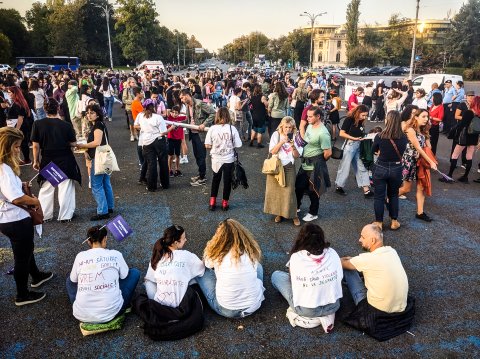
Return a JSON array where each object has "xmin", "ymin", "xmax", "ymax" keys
[
  {"xmin": 0, "ymin": 164, "xmax": 29, "ymax": 223},
  {"xmin": 205, "ymin": 252, "xmax": 265, "ymax": 312},
  {"xmin": 269, "ymin": 131, "xmax": 295, "ymax": 166},
  {"xmin": 229, "ymin": 95, "xmax": 241, "ymax": 113},
  {"xmin": 101, "ymin": 84, "xmax": 114, "ymax": 98},
  {"xmin": 30, "ymin": 89, "xmax": 45, "ymax": 109},
  {"xmin": 145, "ymin": 250, "xmax": 205, "ymax": 308},
  {"xmin": 288, "ymin": 248, "xmax": 343, "ymax": 308},
  {"xmin": 205, "ymin": 124, "xmax": 242, "ymax": 172},
  {"xmin": 70, "ymin": 248, "xmax": 129, "ymax": 323},
  {"xmin": 135, "ymin": 112, "xmax": 167, "ymax": 146},
  {"xmin": 412, "ymin": 97, "xmax": 428, "ymax": 110}
]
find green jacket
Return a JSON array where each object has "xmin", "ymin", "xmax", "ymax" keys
[{"xmin": 185, "ymin": 98, "xmax": 216, "ymax": 127}]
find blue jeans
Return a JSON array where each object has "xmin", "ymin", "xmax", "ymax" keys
[
  {"xmin": 66, "ymin": 268, "xmax": 141, "ymax": 314},
  {"xmin": 335, "ymin": 140, "xmax": 370, "ymax": 189},
  {"xmin": 36, "ymin": 107, "xmax": 47, "ymax": 120},
  {"xmin": 343, "ymin": 269, "xmax": 367, "ymax": 306},
  {"xmin": 196, "ymin": 264, "xmax": 263, "ymax": 318},
  {"xmin": 271, "ymin": 271, "xmax": 340, "ymax": 317},
  {"xmin": 373, "ymin": 161, "xmax": 403, "ymax": 221},
  {"xmin": 91, "ymin": 159, "xmax": 115, "ymax": 215},
  {"xmin": 104, "ymin": 96, "xmax": 115, "ymax": 119}
]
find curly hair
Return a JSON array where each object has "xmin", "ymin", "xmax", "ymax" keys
[{"xmin": 290, "ymin": 223, "xmax": 330, "ymax": 256}]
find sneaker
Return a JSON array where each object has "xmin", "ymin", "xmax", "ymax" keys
[
  {"xmin": 390, "ymin": 219, "xmax": 401, "ymax": 230},
  {"xmin": 108, "ymin": 117, "xmax": 112, "ymax": 122},
  {"xmin": 457, "ymin": 176, "xmax": 469, "ymax": 183},
  {"xmin": 182, "ymin": 156, "xmax": 189, "ymax": 164},
  {"xmin": 461, "ymin": 164, "xmax": 466, "ymax": 170},
  {"xmin": 174, "ymin": 170, "xmax": 183, "ymax": 177},
  {"xmin": 134, "ymin": 134, "xmax": 139, "ymax": 141},
  {"xmin": 257, "ymin": 143, "xmax": 265, "ymax": 148},
  {"xmin": 335, "ymin": 187, "xmax": 347, "ymax": 196},
  {"xmin": 138, "ymin": 178, "xmax": 147, "ymax": 185},
  {"xmin": 473, "ymin": 178, "xmax": 480, "ymax": 183},
  {"xmin": 221, "ymin": 199, "xmax": 229, "ymax": 211},
  {"xmin": 364, "ymin": 190, "xmax": 374, "ymax": 198},
  {"xmin": 19, "ymin": 160, "xmax": 32, "ymax": 166},
  {"xmin": 416, "ymin": 212, "xmax": 432, "ymax": 222},
  {"xmin": 249, "ymin": 141, "xmax": 254, "ymax": 147},
  {"xmin": 169, "ymin": 170, "xmax": 175, "ymax": 178},
  {"xmin": 302, "ymin": 213, "xmax": 318, "ymax": 222},
  {"xmin": 179, "ymin": 156, "xmax": 186, "ymax": 164},
  {"xmin": 130, "ymin": 135, "xmax": 134, "ymax": 142},
  {"xmin": 90, "ymin": 213, "xmax": 110, "ymax": 221},
  {"xmin": 190, "ymin": 175, "xmax": 201, "ymax": 182},
  {"xmin": 31, "ymin": 272, "xmax": 53, "ymax": 288},
  {"xmin": 399, "ymin": 195, "xmax": 407, "ymax": 200},
  {"xmin": 15, "ymin": 291, "xmax": 46, "ymax": 306},
  {"xmin": 191, "ymin": 178, "xmax": 207, "ymax": 187}
]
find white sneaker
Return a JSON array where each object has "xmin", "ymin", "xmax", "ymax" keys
[
  {"xmin": 108, "ymin": 117, "xmax": 112, "ymax": 122},
  {"xmin": 88, "ymin": 179, "xmax": 91, "ymax": 189},
  {"xmin": 130, "ymin": 135, "xmax": 134, "ymax": 142},
  {"xmin": 399, "ymin": 195, "xmax": 407, "ymax": 200},
  {"xmin": 478, "ymin": 168, "xmax": 480, "ymax": 174},
  {"xmin": 183, "ymin": 156, "xmax": 189, "ymax": 164},
  {"xmin": 461, "ymin": 164, "xmax": 466, "ymax": 170},
  {"xmin": 179, "ymin": 156, "xmax": 185, "ymax": 164},
  {"xmin": 134, "ymin": 134, "xmax": 139, "ymax": 141},
  {"xmin": 302, "ymin": 213, "xmax": 318, "ymax": 222}
]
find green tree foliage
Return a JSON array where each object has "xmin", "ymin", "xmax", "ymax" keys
[
  {"xmin": 347, "ymin": 45, "xmax": 377, "ymax": 67},
  {"xmin": 0, "ymin": 33, "xmax": 12, "ymax": 63},
  {"xmin": 0, "ymin": 9, "xmax": 29, "ymax": 58},
  {"xmin": 345, "ymin": 0, "xmax": 361, "ymax": 62},
  {"xmin": 447, "ymin": 0, "xmax": 480, "ymax": 67},
  {"xmin": 25, "ymin": 2, "xmax": 52, "ymax": 57},
  {"xmin": 377, "ymin": 14, "xmax": 412, "ymax": 65}
]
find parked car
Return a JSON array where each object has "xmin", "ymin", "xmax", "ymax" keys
[
  {"xmin": 197, "ymin": 63, "xmax": 207, "ymax": 71},
  {"xmin": 384, "ymin": 66, "xmax": 406, "ymax": 76},
  {"xmin": 187, "ymin": 64, "xmax": 197, "ymax": 71},
  {"xmin": 360, "ymin": 67, "xmax": 382, "ymax": 75},
  {"xmin": 207, "ymin": 64, "xmax": 217, "ymax": 71},
  {"xmin": 347, "ymin": 68, "xmax": 362, "ymax": 75},
  {"xmin": 327, "ymin": 72, "xmax": 345, "ymax": 85},
  {"xmin": 0, "ymin": 64, "xmax": 11, "ymax": 73}
]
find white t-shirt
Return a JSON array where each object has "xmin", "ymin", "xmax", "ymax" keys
[
  {"xmin": 101, "ymin": 84, "xmax": 114, "ymax": 98},
  {"xmin": 269, "ymin": 131, "xmax": 295, "ymax": 166},
  {"xmin": 229, "ymin": 95, "xmax": 241, "ymax": 113},
  {"xmin": 412, "ymin": 97, "xmax": 428, "ymax": 110},
  {"xmin": 0, "ymin": 164, "xmax": 30, "ymax": 223},
  {"xmin": 205, "ymin": 124, "xmax": 242, "ymax": 172},
  {"xmin": 145, "ymin": 250, "xmax": 205, "ymax": 308},
  {"xmin": 350, "ymin": 246, "xmax": 408, "ymax": 313},
  {"xmin": 135, "ymin": 112, "xmax": 167, "ymax": 146},
  {"xmin": 30, "ymin": 89, "xmax": 45, "ymax": 109},
  {"xmin": 70, "ymin": 248, "xmax": 129, "ymax": 323},
  {"xmin": 205, "ymin": 252, "xmax": 265, "ymax": 312},
  {"xmin": 288, "ymin": 248, "xmax": 343, "ymax": 308}
]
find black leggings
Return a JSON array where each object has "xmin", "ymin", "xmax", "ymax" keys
[
  {"xmin": 143, "ymin": 138, "xmax": 169, "ymax": 190},
  {"xmin": 0, "ymin": 217, "xmax": 40, "ymax": 297},
  {"xmin": 210, "ymin": 163, "xmax": 233, "ymax": 200}
]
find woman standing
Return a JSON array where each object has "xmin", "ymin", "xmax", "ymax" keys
[
  {"xmin": 144, "ymin": 225, "xmax": 205, "ymax": 306},
  {"xmin": 31, "ymin": 99, "xmax": 81, "ymax": 223},
  {"xmin": 29, "ymin": 78, "xmax": 46, "ymax": 120},
  {"xmin": 412, "ymin": 88, "xmax": 428, "ymax": 110},
  {"xmin": 398, "ymin": 109, "xmax": 438, "ymax": 222},
  {"xmin": 440, "ymin": 96, "xmax": 480, "ymax": 183},
  {"xmin": 428, "ymin": 92, "xmax": 444, "ymax": 155},
  {"xmin": 271, "ymin": 223, "xmax": 342, "ymax": 332},
  {"xmin": 76, "ymin": 104, "xmax": 114, "ymax": 221},
  {"xmin": 0, "ymin": 127, "xmax": 52, "ymax": 306},
  {"xmin": 326, "ymin": 89, "xmax": 341, "ymax": 140},
  {"xmin": 6, "ymin": 87, "xmax": 32, "ymax": 165},
  {"xmin": 204, "ymin": 107, "xmax": 242, "ymax": 211},
  {"xmin": 268, "ymin": 82, "xmax": 289, "ymax": 137},
  {"xmin": 100, "ymin": 77, "xmax": 115, "ymax": 122},
  {"xmin": 249, "ymin": 84, "xmax": 268, "ymax": 148},
  {"xmin": 371, "ymin": 81, "xmax": 385, "ymax": 122},
  {"xmin": 372, "ymin": 111, "xmax": 407, "ymax": 230},
  {"xmin": 196, "ymin": 219, "xmax": 265, "ymax": 318},
  {"xmin": 264, "ymin": 116, "xmax": 300, "ymax": 226},
  {"xmin": 385, "ymin": 88, "xmax": 408, "ymax": 115},
  {"xmin": 334, "ymin": 105, "xmax": 374, "ymax": 198}
]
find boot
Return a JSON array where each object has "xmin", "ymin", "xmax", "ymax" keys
[
  {"xmin": 209, "ymin": 197, "xmax": 216, "ymax": 211},
  {"xmin": 222, "ymin": 199, "xmax": 229, "ymax": 211},
  {"xmin": 448, "ymin": 158, "xmax": 457, "ymax": 177},
  {"xmin": 458, "ymin": 160, "xmax": 472, "ymax": 183}
]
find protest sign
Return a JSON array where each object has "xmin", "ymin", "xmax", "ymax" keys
[
  {"xmin": 39, "ymin": 162, "xmax": 67, "ymax": 187},
  {"xmin": 106, "ymin": 215, "xmax": 133, "ymax": 242}
]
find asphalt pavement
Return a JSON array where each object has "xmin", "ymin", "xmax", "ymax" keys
[{"xmin": 0, "ymin": 101, "xmax": 479, "ymax": 358}]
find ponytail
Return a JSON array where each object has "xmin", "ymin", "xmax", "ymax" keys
[{"xmin": 150, "ymin": 225, "xmax": 185, "ymax": 270}]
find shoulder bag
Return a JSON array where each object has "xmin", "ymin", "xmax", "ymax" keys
[
  {"xmin": 331, "ymin": 139, "xmax": 346, "ymax": 160},
  {"xmin": 262, "ymin": 132, "xmax": 281, "ymax": 175},
  {"xmin": 94, "ymin": 125, "xmax": 120, "ymax": 175},
  {"xmin": 229, "ymin": 125, "xmax": 248, "ymax": 190},
  {"xmin": 11, "ymin": 182, "xmax": 44, "ymax": 225},
  {"xmin": 468, "ymin": 115, "xmax": 480, "ymax": 135}
]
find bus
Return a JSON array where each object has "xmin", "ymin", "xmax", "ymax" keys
[{"xmin": 15, "ymin": 56, "xmax": 81, "ymax": 71}]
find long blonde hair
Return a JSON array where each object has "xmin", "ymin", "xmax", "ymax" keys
[
  {"xmin": 0, "ymin": 127, "xmax": 24, "ymax": 176},
  {"xmin": 203, "ymin": 219, "xmax": 262, "ymax": 266},
  {"xmin": 277, "ymin": 116, "xmax": 297, "ymax": 134}
]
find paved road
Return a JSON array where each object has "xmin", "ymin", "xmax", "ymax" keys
[{"xmin": 0, "ymin": 102, "xmax": 479, "ymax": 357}]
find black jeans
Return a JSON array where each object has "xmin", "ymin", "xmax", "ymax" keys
[
  {"xmin": 443, "ymin": 104, "xmax": 454, "ymax": 133},
  {"xmin": 373, "ymin": 161, "xmax": 403, "ymax": 221},
  {"xmin": 190, "ymin": 132, "xmax": 207, "ymax": 179},
  {"xmin": 143, "ymin": 137, "xmax": 169, "ymax": 190},
  {"xmin": 0, "ymin": 217, "xmax": 41, "ymax": 297},
  {"xmin": 429, "ymin": 125, "xmax": 440, "ymax": 155},
  {"xmin": 137, "ymin": 145, "xmax": 147, "ymax": 181},
  {"xmin": 211, "ymin": 163, "xmax": 233, "ymax": 200},
  {"xmin": 295, "ymin": 169, "xmax": 319, "ymax": 216},
  {"xmin": 371, "ymin": 98, "xmax": 385, "ymax": 122}
]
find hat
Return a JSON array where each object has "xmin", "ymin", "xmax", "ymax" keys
[
  {"xmin": 444, "ymin": 79, "xmax": 452, "ymax": 84},
  {"xmin": 466, "ymin": 90, "xmax": 475, "ymax": 96},
  {"xmin": 142, "ymin": 98, "xmax": 156, "ymax": 108},
  {"xmin": 378, "ymin": 79, "xmax": 385, "ymax": 84}
]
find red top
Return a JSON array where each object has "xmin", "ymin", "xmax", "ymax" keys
[
  {"xmin": 429, "ymin": 105, "xmax": 444, "ymax": 126},
  {"xmin": 167, "ymin": 115, "xmax": 186, "ymax": 139},
  {"xmin": 348, "ymin": 94, "xmax": 358, "ymax": 111}
]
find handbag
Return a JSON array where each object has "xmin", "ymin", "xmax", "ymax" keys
[
  {"xmin": 447, "ymin": 125, "xmax": 458, "ymax": 140},
  {"xmin": 94, "ymin": 126, "xmax": 120, "ymax": 175},
  {"xmin": 457, "ymin": 127, "xmax": 468, "ymax": 146},
  {"xmin": 468, "ymin": 115, "xmax": 480, "ymax": 135},
  {"xmin": 11, "ymin": 182, "xmax": 44, "ymax": 225},
  {"xmin": 262, "ymin": 154, "xmax": 281, "ymax": 175},
  {"xmin": 331, "ymin": 139, "xmax": 346, "ymax": 160},
  {"xmin": 229, "ymin": 125, "xmax": 248, "ymax": 190}
]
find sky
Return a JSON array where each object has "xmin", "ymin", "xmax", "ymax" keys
[{"xmin": 2, "ymin": 0, "xmax": 464, "ymax": 51}]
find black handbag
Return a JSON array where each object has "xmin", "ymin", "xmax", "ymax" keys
[
  {"xmin": 229, "ymin": 125, "xmax": 248, "ymax": 190},
  {"xmin": 447, "ymin": 125, "xmax": 458, "ymax": 140},
  {"xmin": 457, "ymin": 127, "xmax": 468, "ymax": 146},
  {"xmin": 331, "ymin": 139, "xmax": 346, "ymax": 160}
]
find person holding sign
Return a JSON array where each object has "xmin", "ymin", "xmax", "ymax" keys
[
  {"xmin": 271, "ymin": 223, "xmax": 343, "ymax": 332},
  {"xmin": 66, "ymin": 225, "xmax": 140, "ymax": 324},
  {"xmin": 31, "ymin": 98, "xmax": 81, "ymax": 223},
  {"xmin": 0, "ymin": 127, "xmax": 53, "ymax": 306}
]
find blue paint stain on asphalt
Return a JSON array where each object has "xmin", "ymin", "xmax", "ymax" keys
[
  {"xmin": 2, "ymin": 342, "xmax": 26, "ymax": 358},
  {"xmin": 55, "ymin": 339, "xmax": 66, "ymax": 347},
  {"xmin": 439, "ymin": 336, "xmax": 480, "ymax": 351}
]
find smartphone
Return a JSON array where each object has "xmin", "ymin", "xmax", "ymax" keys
[{"xmin": 287, "ymin": 132, "xmax": 293, "ymax": 141}]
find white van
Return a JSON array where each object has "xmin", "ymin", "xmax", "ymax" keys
[
  {"xmin": 412, "ymin": 74, "xmax": 463, "ymax": 92},
  {"xmin": 137, "ymin": 60, "xmax": 165, "ymax": 71}
]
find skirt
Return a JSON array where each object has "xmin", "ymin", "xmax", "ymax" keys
[{"xmin": 264, "ymin": 163, "xmax": 297, "ymax": 219}]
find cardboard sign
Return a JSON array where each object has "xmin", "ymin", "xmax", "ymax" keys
[
  {"xmin": 40, "ymin": 162, "xmax": 67, "ymax": 187},
  {"xmin": 106, "ymin": 215, "xmax": 133, "ymax": 242}
]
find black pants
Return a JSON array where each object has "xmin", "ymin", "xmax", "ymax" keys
[
  {"xmin": 371, "ymin": 99, "xmax": 385, "ymax": 122},
  {"xmin": 137, "ymin": 145, "xmax": 148, "ymax": 181},
  {"xmin": 0, "ymin": 217, "xmax": 40, "ymax": 297},
  {"xmin": 269, "ymin": 117, "xmax": 282, "ymax": 138},
  {"xmin": 429, "ymin": 125, "xmax": 440, "ymax": 155},
  {"xmin": 190, "ymin": 132, "xmax": 207, "ymax": 178},
  {"xmin": 295, "ymin": 169, "xmax": 319, "ymax": 216},
  {"xmin": 443, "ymin": 104, "xmax": 454, "ymax": 133},
  {"xmin": 20, "ymin": 125, "xmax": 30, "ymax": 162},
  {"xmin": 143, "ymin": 137, "xmax": 169, "ymax": 190},
  {"xmin": 210, "ymin": 163, "xmax": 233, "ymax": 200}
]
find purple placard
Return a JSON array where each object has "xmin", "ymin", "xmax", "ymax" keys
[
  {"xmin": 106, "ymin": 215, "xmax": 133, "ymax": 242},
  {"xmin": 40, "ymin": 161, "xmax": 67, "ymax": 187}
]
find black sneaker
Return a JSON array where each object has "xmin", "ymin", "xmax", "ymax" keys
[
  {"xmin": 416, "ymin": 212, "xmax": 432, "ymax": 222},
  {"xmin": 15, "ymin": 291, "xmax": 46, "ymax": 306},
  {"xmin": 31, "ymin": 272, "xmax": 53, "ymax": 288},
  {"xmin": 174, "ymin": 170, "xmax": 183, "ymax": 177},
  {"xmin": 169, "ymin": 170, "xmax": 175, "ymax": 178},
  {"xmin": 473, "ymin": 178, "xmax": 480, "ymax": 183},
  {"xmin": 90, "ymin": 213, "xmax": 110, "ymax": 221},
  {"xmin": 137, "ymin": 178, "xmax": 147, "ymax": 185},
  {"xmin": 257, "ymin": 144, "xmax": 265, "ymax": 148},
  {"xmin": 335, "ymin": 187, "xmax": 347, "ymax": 196},
  {"xmin": 108, "ymin": 209, "xmax": 114, "ymax": 214},
  {"xmin": 191, "ymin": 178, "xmax": 207, "ymax": 187},
  {"xmin": 457, "ymin": 176, "xmax": 469, "ymax": 183}
]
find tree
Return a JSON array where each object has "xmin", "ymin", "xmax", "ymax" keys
[
  {"xmin": 345, "ymin": 0, "xmax": 361, "ymax": 65},
  {"xmin": 446, "ymin": 0, "xmax": 480, "ymax": 67},
  {"xmin": 347, "ymin": 45, "xmax": 377, "ymax": 67},
  {"xmin": 0, "ymin": 9, "xmax": 29, "ymax": 59},
  {"xmin": 25, "ymin": 2, "xmax": 52, "ymax": 57},
  {"xmin": 377, "ymin": 14, "xmax": 412, "ymax": 65},
  {"xmin": 0, "ymin": 33, "xmax": 12, "ymax": 63}
]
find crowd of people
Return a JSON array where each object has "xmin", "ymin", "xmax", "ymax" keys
[{"xmin": 0, "ymin": 64, "xmax": 478, "ymax": 340}]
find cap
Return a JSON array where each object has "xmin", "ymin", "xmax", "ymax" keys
[
  {"xmin": 466, "ymin": 90, "xmax": 475, "ymax": 96},
  {"xmin": 444, "ymin": 79, "xmax": 452, "ymax": 84},
  {"xmin": 142, "ymin": 98, "xmax": 156, "ymax": 108}
]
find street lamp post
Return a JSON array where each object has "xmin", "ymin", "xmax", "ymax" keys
[
  {"xmin": 408, "ymin": 0, "xmax": 420, "ymax": 79},
  {"xmin": 94, "ymin": 3, "xmax": 114, "ymax": 70},
  {"xmin": 300, "ymin": 11, "xmax": 327, "ymax": 69}
]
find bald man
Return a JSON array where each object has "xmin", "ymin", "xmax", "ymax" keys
[{"xmin": 341, "ymin": 224, "xmax": 408, "ymax": 314}]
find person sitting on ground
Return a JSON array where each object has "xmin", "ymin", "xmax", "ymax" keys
[
  {"xmin": 66, "ymin": 225, "xmax": 141, "ymax": 324},
  {"xmin": 271, "ymin": 223, "xmax": 343, "ymax": 332},
  {"xmin": 340, "ymin": 224, "xmax": 415, "ymax": 341},
  {"xmin": 196, "ymin": 218, "xmax": 265, "ymax": 318}
]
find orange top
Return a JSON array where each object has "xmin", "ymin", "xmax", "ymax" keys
[{"xmin": 131, "ymin": 99, "xmax": 143, "ymax": 121}]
